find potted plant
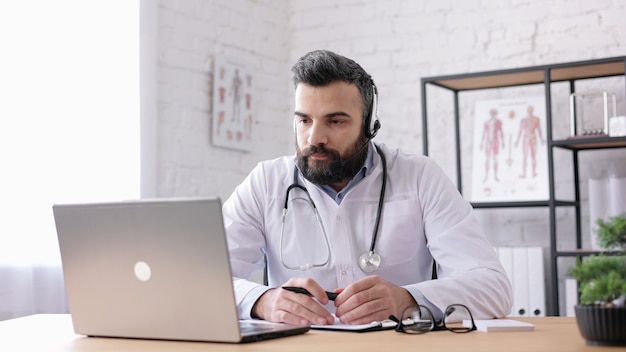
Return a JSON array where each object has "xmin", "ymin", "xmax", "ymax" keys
[{"xmin": 571, "ymin": 213, "xmax": 626, "ymax": 346}]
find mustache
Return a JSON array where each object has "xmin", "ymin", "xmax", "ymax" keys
[{"xmin": 302, "ymin": 144, "xmax": 335, "ymax": 158}]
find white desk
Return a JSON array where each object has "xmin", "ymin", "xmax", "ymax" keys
[{"xmin": 0, "ymin": 314, "xmax": 613, "ymax": 352}]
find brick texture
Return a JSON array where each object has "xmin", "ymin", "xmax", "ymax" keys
[{"xmin": 156, "ymin": 1, "xmax": 626, "ymax": 303}]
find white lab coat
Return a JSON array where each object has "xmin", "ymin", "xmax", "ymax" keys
[{"xmin": 223, "ymin": 142, "xmax": 512, "ymax": 320}]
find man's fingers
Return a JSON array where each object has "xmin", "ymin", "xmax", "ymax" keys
[
  {"xmin": 336, "ymin": 299, "xmax": 387, "ymax": 324},
  {"xmin": 274, "ymin": 287, "xmax": 334, "ymax": 325}
]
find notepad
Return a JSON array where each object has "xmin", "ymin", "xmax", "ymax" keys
[
  {"xmin": 311, "ymin": 315, "xmax": 397, "ymax": 332},
  {"xmin": 463, "ymin": 319, "xmax": 535, "ymax": 332}
]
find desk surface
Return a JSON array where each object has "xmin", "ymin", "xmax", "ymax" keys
[{"xmin": 0, "ymin": 314, "xmax": 610, "ymax": 352}]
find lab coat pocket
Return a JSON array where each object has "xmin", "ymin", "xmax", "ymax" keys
[{"xmin": 364, "ymin": 199, "xmax": 422, "ymax": 267}]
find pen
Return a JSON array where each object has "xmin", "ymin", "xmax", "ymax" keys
[{"xmin": 282, "ymin": 286, "xmax": 338, "ymax": 301}]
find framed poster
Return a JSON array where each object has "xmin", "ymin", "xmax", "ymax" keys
[
  {"xmin": 470, "ymin": 96, "xmax": 548, "ymax": 202},
  {"xmin": 212, "ymin": 55, "xmax": 255, "ymax": 151}
]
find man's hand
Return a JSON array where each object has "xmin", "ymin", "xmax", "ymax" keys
[
  {"xmin": 251, "ymin": 278, "xmax": 335, "ymax": 326},
  {"xmin": 333, "ymin": 275, "xmax": 416, "ymax": 324}
]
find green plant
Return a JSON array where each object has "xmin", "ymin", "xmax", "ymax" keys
[
  {"xmin": 570, "ymin": 214, "xmax": 626, "ymax": 306},
  {"xmin": 596, "ymin": 214, "xmax": 626, "ymax": 249}
]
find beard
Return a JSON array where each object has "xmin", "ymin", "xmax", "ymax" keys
[{"xmin": 296, "ymin": 136, "xmax": 369, "ymax": 186}]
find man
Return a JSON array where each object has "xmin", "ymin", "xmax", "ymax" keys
[{"xmin": 223, "ymin": 50, "xmax": 512, "ymax": 326}]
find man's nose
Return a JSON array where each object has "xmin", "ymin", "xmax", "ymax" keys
[{"xmin": 307, "ymin": 122, "xmax": 328, "ymax": 145}]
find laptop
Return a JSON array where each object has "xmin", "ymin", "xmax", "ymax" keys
[{"xmin": 52, "ymin": 197, "xmax": 309, "ymax": 343}]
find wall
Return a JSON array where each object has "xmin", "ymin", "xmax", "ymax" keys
[
  {"xmin": 155, "ymin": 0, "xmax": 626, "ymax": 197},
  {"xmin": 155, "ymin": 0, "xmax": 626, "ymax": 314},
  {"xmin": 154, "ymin": 0, "xmax": 291, "ymax": 200}
]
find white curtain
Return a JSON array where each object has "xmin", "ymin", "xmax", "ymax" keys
[{"xmin": 0, "ymin": 1, "xmax": 140, "ymax": 320}]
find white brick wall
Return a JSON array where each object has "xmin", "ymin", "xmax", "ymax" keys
[
  {"xmin": 155, "ymin": 0, "xmax": 291, "ymax": 200},
  {"xmin": 156, "ymin": 0, "xmax": 626, "ymax": 260}
]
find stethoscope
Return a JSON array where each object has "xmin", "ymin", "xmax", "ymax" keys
[{"xmin": 279, "ymin": 144, "xmax": 387, "ymax": 273}]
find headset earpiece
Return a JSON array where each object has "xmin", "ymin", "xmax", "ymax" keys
[
  {"xmin": 371, "ymin": 119, "xmax": 381, "ymax": 136},
  {"xmin": 366, "ymin": 85, "xmax": 380, "ymax": 139}
]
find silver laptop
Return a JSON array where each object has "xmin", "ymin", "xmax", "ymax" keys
[{"xmin": 52, "ymin": 197, "xmax": 309, "ymax": 343}]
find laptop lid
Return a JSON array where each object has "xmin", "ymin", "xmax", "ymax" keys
[{"xmin": 53, "ymin": 197, "xmax": 309, "ymax": 343}]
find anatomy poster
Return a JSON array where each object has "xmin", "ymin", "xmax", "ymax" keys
[
  {"xmin": 471, "ymin": 96, "xmax": 548, "ymax": 202},
  {"xmin": 212, "ymin": 55, "xmax": 255, "ymax": 151}
]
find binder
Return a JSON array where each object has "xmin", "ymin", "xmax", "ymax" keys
[
  {"xmin": 512, "ymin": 247, "xmax": 529, "ymax": 317},
  {"xmin": 496, "ymin": 247, "xmax": 514, "ymax": 316},
  {"xmin": 526, "ymin": 247, "xmax": 545, "ymax": 316},
  {"xmin": 565, "ymin": 278, "xmax": 578, "ymax": 317}
]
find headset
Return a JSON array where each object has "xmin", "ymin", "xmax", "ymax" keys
[{"xmin": 365, "ymin": 84, "xmax": 381, "ymax": 139}]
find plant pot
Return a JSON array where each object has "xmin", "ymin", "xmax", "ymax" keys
[{"xmin": 574, "ymin": 305, "xmax": 626, "ymax": 346}]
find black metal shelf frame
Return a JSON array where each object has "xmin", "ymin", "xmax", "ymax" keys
[{"xmin": 421, "ymin": 56, "xmax": 626, "ymax": 316}]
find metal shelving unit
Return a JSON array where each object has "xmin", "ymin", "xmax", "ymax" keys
[{"xmin": 421, "ymin": 56, "xmax": 626, "ymax": 316}]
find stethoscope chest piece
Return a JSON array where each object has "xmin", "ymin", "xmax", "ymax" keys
[{"xmin": 359, "ymin": 251, "xmax": 381, "ymax": 272}]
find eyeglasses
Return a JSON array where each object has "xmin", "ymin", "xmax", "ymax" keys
[{"xmin": 389, "ymin": 304, "xmax": 477, "ymax": 334}]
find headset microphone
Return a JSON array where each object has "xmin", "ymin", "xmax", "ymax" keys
[{"xmin": 328, "ymin": 140, "xmax": 370, "ymax": 175}]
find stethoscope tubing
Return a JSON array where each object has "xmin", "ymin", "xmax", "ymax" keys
[
  {"xmin": 280, "ymin": 144, "xmax": 387, "ymax": 272},
  {"xmin": 280, "ymin": 183, "xmax": 332, "ymax": 271},
  {"xmin": 369, "ymin": 145, "xmax": 386, "ymax": 252}
]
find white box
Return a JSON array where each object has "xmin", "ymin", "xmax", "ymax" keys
[{"xmin": 609, "ymin": 115, "xmax": 626, "ymax": 137}]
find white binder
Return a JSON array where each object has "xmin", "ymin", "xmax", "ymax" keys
[
  {"xmin": 497, "ymin": 246, "xmax": 546, "ymax": 317},
  {"xmin": 526, "ymin": 247, "xmax": 545, "ymax": 316},
  {"xmin": 565, "ymin": 278, "xmax": 578, "ymax": 317},
  {"xmin": 512, "ymin": 247, "xmax": 529, "ymax": 316},
  {"xmin": 496, "ymin": 247, "xmax": 514, "ymax": 316}
]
